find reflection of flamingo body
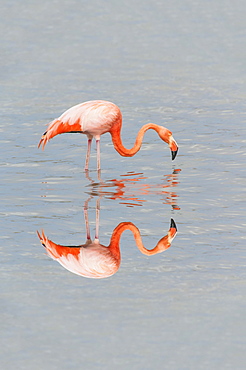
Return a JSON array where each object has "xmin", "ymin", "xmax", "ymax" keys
[
  {"xmin": 37, "ymin": 219, "xmax": 177, "ymax": 279},
  {"xmin": 38, "ymin": 100, "xmax": 178, "ymax": 170}
]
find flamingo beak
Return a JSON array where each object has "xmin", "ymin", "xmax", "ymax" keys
[
  {"xmin": 171, "ymin": 148, "xmax": 178, "ymax": 160},
  {"xmin": 170, "ymin": 136, "xmax": 178, "ymax": 160}
]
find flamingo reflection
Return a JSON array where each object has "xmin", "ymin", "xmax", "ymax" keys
[
  {"xmin": 37, "ymin": 199, "xmax": 177, "ymax": 279},
  {"xmin": 85, "ymin": 169, "xmax": 181, "ymax": 209}
]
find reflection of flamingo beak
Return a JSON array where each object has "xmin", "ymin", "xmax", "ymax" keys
[
  {"xmin": 170, "ymin": 218, "xmax": 177, "ymax": 231},
  {"xmin": 169, "ymin": 218, "xmax": 177, "ymax": 241}
]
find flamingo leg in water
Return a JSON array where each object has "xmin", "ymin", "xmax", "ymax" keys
[
  {"xmin": 96, "ymin": 139, "xmax": 101, "ymax": 171},
  {"xmin": 85, "ymin": 138, "xmax": 92, "ymax": 171}
]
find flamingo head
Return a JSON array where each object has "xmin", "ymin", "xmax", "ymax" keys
[{"xmin": 158, "ymin": 127, "xmax": 178, "ymax": 160}]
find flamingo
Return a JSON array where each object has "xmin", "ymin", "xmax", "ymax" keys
[
  {"xmin": 38, "ymin": 100, "xmax": 178, "ymax": 170},
  {"xmin": 37, "ymin": 197, "xmax": 177, "ymax": 279},
  {"xmin": 37, "ymin": 219, "xmax": 177, "ymax": 279}
]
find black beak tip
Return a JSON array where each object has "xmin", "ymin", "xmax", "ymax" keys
[
  {"xmin": 171, "ymin": 149, "xmax": 178, "ymax": 160},
  {"xmin": 170, "ymin": 218, "xmax": 177, "ymax": 230}
]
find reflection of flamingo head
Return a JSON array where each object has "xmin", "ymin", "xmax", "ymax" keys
[{"xmin": 37, "ymin": 231, "xmax": 120, "ymax": 279}]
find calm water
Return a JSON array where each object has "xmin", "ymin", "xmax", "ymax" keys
[{"xmin": 1, "ymin": 0, "xmax": 246, "ymax": 369}]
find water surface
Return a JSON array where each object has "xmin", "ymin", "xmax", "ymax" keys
[{"xmin": 1, "ymin": 0, "xmax": 246, "ymax": 369}]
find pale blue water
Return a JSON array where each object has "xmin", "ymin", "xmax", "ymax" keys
[{"xmin": 1, "ymin": 0, "xmax": 246, "ymax": 369}]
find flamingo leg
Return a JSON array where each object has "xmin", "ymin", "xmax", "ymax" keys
[
  {"xmin": 96, "ymin": 139, "xmax": 101, "ymax": 171},
  {"xmin": 85, "ymin": 138, "xmax": 92, "ymax": 171}
]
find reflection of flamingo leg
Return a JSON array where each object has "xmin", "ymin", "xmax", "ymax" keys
[
  {"xmin": 84, "ymin": 196, "xmax": 100, "ymax": 242},
  {"xmin": 95, "ymin": 198, "xmax": 100, "ymax": 241},
  {"xmin": 84, "ymin": 198, "xmax": 91, "ymax": 243}
]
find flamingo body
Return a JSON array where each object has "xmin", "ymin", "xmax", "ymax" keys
[{"xmin": 38, "ymin": 100, "xmax": 178, "ymax": 170}]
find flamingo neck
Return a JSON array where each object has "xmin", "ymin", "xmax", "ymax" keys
[{"xmin": 110, "ymin": 122, "xmax": 165, "ymax": 157}]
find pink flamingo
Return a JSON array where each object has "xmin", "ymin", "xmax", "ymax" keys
[
  {"xmin": 38, "ymin": 100, "xmax": 178, "ymax": 170},
  {"xmin": 37, "ymin": 197, "xmax": 177, "ymax": 279},
  {"xmin": 37, "ymin": 219, "xmax": 177, "ymax": 279}
]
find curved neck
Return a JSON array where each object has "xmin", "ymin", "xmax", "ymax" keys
[
  {"xmin": 110, "ymin": 121, "xmax": 166, "ymax": 157},
  {"xmin": 109, "ymin": 222, "xmax": 171, "ymax": 256}
]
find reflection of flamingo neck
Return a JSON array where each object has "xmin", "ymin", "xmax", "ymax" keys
[
  {"xmin": 110, "ymin": 118, "xmax": 169, "ymax": 157},
  {"xmin": 109, "ymin": 222, "xmax": 173, "ymax": 256}
]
